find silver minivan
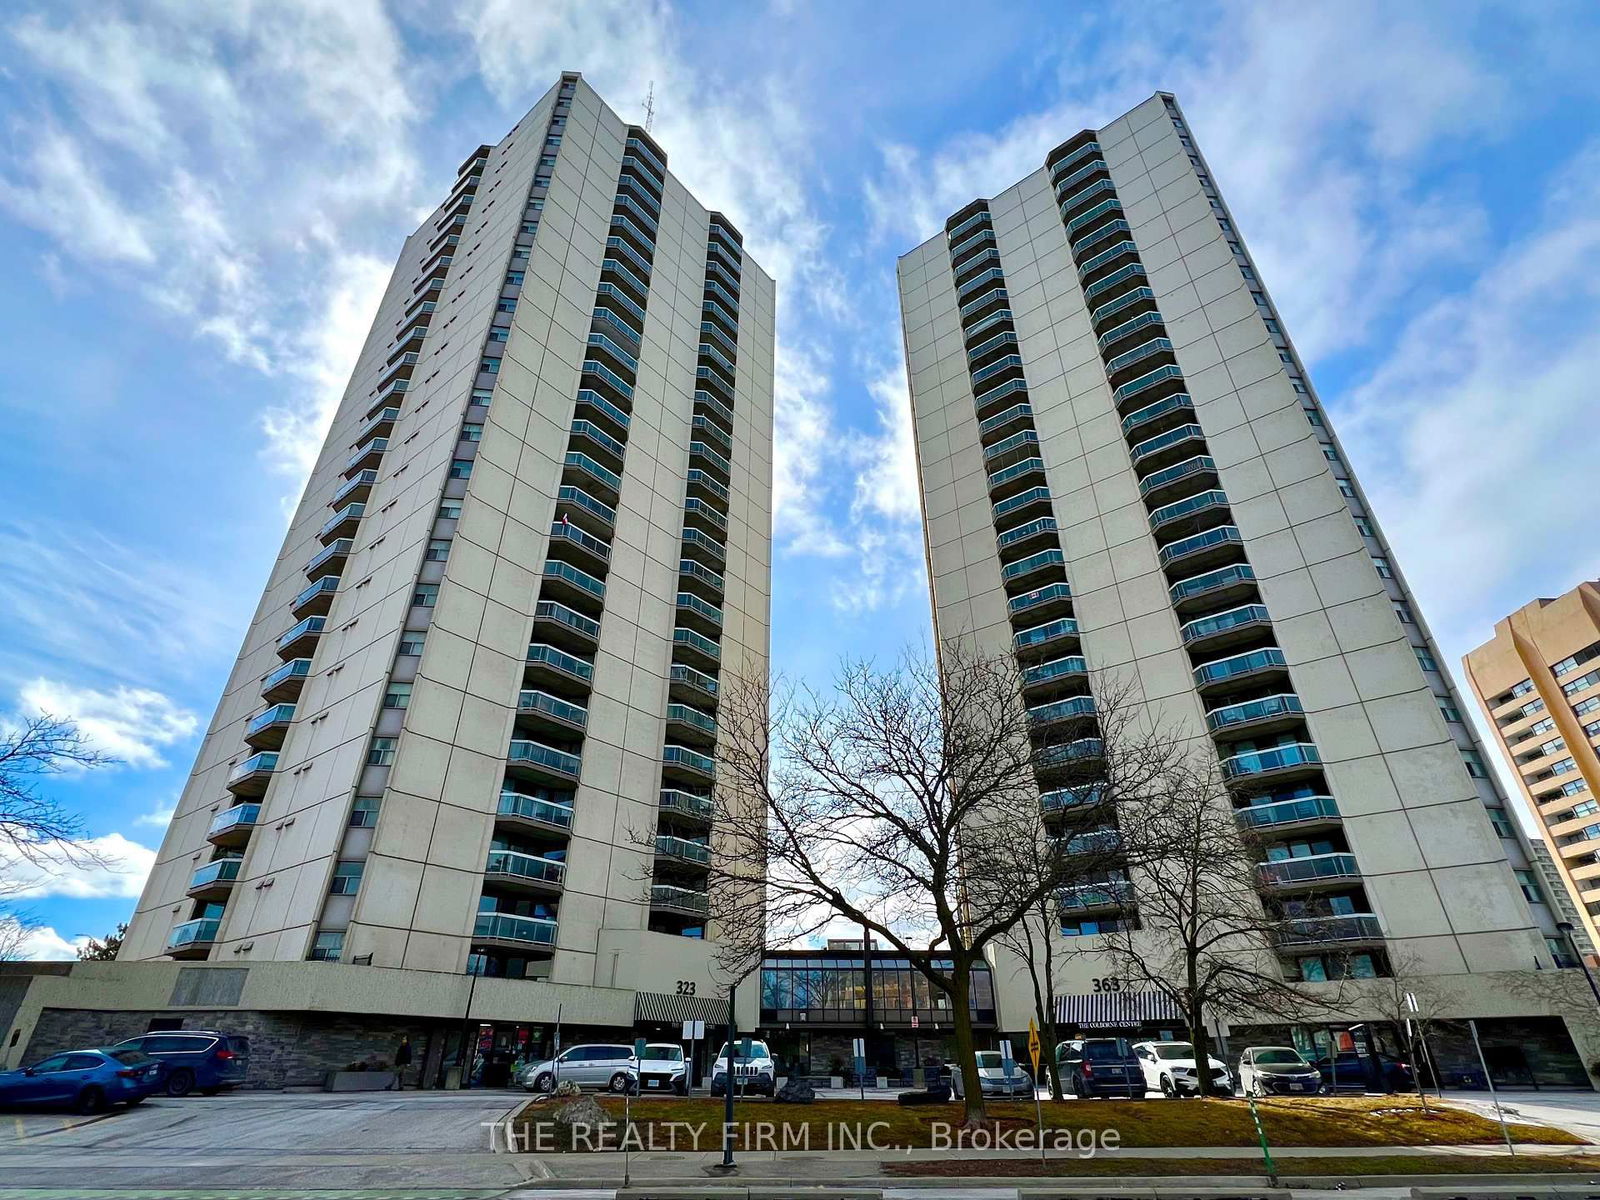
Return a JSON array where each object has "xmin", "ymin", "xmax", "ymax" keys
[{"xmin": 518, "ymin": 1043, "xmax": 636, "ymax": 1093}]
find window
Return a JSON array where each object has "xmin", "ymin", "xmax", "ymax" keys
[
  {"xmin": 1414, "ymin": 647, "xmax": 1439, "ymax": 672},
  {"xmin": 533, "ymin": 175, "xmax": 551, "ymax": 189},
  {"xmin": 413, "ymin": 583, "xmax": 438, "ymax": 607},
  {"xmin": 539, "ymin": 155, "xmax": 556, "ymax": 169},
  {"xmin": 1575, "ymin": 800, "xmax": 1600, "ymax": 818},
  {"xmin": 479, "ymin": 358, "xmax": 499, "ymax": 373},
  {"xmin": 1438, "ymin": 699, "xmax": 1462, "ymax": 723},
  {"xmin": 487, "ymin": 327, "xmax": 509, "ymax": 342},
  {"xmin": 1576, "ymin": 697, "xmax": 1600, "ymax": 717},
  {"xmin": 1306, "ymin": 407, "xmax": 1324, "ymax": 426},
  {"xmin": 383, "ymin": 683, "xmax": 412, "ymax": 710},
  {"xmin": 529, "ymin": 198, "xmax": 545, "ymax": 211},
  {"xmin": 545, "ymin": 135, "xmax": 562, "ymax": 148},
  {"xmin": 1585, "ymin": 719, "xmax": 1600, "ymax": 740},
  {"xmin": 1338, "ymin": 481, "xmax": 1356, "ymax": 499},
  {"xmin": 1264, "ymin": 318, "xmax": 1280, "ymax": 335},
  {"xmin": 470, "ymin": 387, "xmax": 494, "ymax": 406},
  {"xmin": 1228, "ymin": 240, "xmax": 1243, "ymax": 255},
  {"xmin": 1324, "ymin": 447, "xmax": 1342, "ymax": 465},
  {"xmin": 460, "ymin": 423, "xmax": 483, "ymax": 442},
  {"xmin": 510, "ymin": 248, "xmax": 529, "ymax": 263},
  {"xmin": 398, "ymin": 633, "xmax": 426, "ymax": 657},
  {"xmin": 1541, "ymin": 737, "xmax": 1568, "ymax": 756},
  {"xmin": 1515, "ymin": 869, "xmax": 1543, "ymax": 904},
  {"xmin": 1487, "ymin": 807, "xmax": 1514, "ymax": 838},
  {"xmin": 1565, "ymin": 669, "xmax": 1600, "ymax": 697},
  {"xmin": 1562, "ymin": 779, "xmax": 1589, "ymax": 797},
  {"xmin": 1357, "ymin": 519, "xmax": 1376, "ymax": 538},
  {"xmin": 1292, "ymin": 380, "xmax": 1309, "ymax": 394},
  {"xmin": 1371, "ymin": 556, "xmax": 1393, "ymax": 579},
  {"xmin": 425, "ymin": 538, "xmax": 451, "ymax": 562},
  {"xmin": 1553, "ymin": 757, "xmax": 1579, "ymax": 775},
  {"xmin": 350, "ymin": 796, "xmax": 382, "ymax": 827},
  {"xmin": 505, "ymin": 271, "xmax": 525, "ymax": 286},
  {"xmin": 1278, "ymin": 351, "xmax": 1292, "ymax": 363},
  {"xmin": 368, "ymin": 738, "xmax": 397, "ymax": 766},
  {"xmin": 497, "ymin": 299, "xmax": 518, "ymax": 313},
  {"xmin": 1552, "ymin": 642, "xmax": 1600, "ymax": 677},
  {"xmin": 437, "ymin": 502, "xmax": 462, "ymax": 520},
  {"xmin": 449, "ymin": 459, "xmax": 473, "ymax": 479},
  {"xmin": 1463, "ymin": 752, "xmax": 1489, "ymax": 779},
  {"xmin": 330, "ymin": 861, "xmax": 364, "ymax": 895},
  {"xmin": 1218, "ymin": 218, "xmax": 1233, "ymax": 233},
  {"xmin": 309, "ymin": 932, "xmax": 344, "ymax": 962},
  {"xmin": 1251, "ymin": 290, "xmax": 1268, "ymax": 307}
]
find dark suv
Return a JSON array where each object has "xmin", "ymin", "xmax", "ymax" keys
[
  {"xmin": 1057, "ymin": 1037, "xmax": 1145, "ymax": 1099},
  {"xmin": 111, "ymin": 1031, "xmax": 250, "ymax": 1096}
]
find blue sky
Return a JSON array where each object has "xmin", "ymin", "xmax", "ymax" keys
[{"xmin": 4, "ymin": 0, "xmax": 1600, "ymax": 957}]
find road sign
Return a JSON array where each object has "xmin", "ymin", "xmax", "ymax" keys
[
  {"xmin": 1027, "ymin": 1018, "xmax": 1041, "ymax": 1072},
  {"xmin": 635, "ymin": 1038, "xmax": 648, "ymax": 1061},
  {"xmin": 910, "ymin": 1015, "xmax": 919, "ymax": 1028},
  {"xmin": 682, "ymin": 1019, "xmax": 705, "ymax": 1040},
  {"xmin": 1000, "ymin": 1038, "xmax": 1015, "ymax": 1081}
]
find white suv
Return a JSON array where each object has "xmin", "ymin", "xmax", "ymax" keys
[
  {"xmin": 710, "ymin": 1039, "xmax": 775, "ymax": 1096},
  {"xmin": 638, "ymin": 1043, "xmax": 689, "ymax": 1095},
  {"xmin": 1131, "ymin": 1040, "xmax": 1231, "ymax": 1096}
]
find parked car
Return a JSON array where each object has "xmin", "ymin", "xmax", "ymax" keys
[
  {"xmin": 710, "ymin": 1039, "xmax": 776, "ymax": 1097},
  {"xmin": 638, "ymin": 1043, "xmax": 689, "ymax": 1095},
  {"xmin": 0, "ymin": 1047, "xmax": 166, "ymax": 1114},
  {"xmin": 1311, "ymin": 1051, "xmax": 1414, "ymax": 1093},
  {"xmin": 518, "ymin": 1044, "xmax": 637, "ymax": 1093},
  {"xmin": 950, "ymin": 1050, "xmax": 1034, "ymax": 1099},
  {"xmin": 1131, "ymin": 1040, "xmax": 1232, "ymax": 1096},
  {"xmin": 1237, "ymin": 1045, "xmax": 1322, "ymax": 1096},
  {"xmin": 1057, "ymin": 1038, "xmax": 1145, "ymax": 1099},
  {"xmin": 110, "ymin": 1031, "xmax": 250, "ymax": 1097}
]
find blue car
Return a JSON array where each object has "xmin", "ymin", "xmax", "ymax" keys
[
  {"xmin": 111, "ymin": 1030, "xmax": 251, "ymax": 1096},
  {"xmin": 0, "ymin": 1047, "xmax": 166, "ymax": 1114}
]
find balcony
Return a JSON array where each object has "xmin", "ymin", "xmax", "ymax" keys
[
  {"xmin": 532, "ymin": 600, "xmax": 600, "ymax": 651},
  {"xmin": 1169, "ymin": 562, "xmax": 1258, "ymax": 613},
  {"xmin": 1015, "ymin": 617, "xmax": 1079, "ymax": 655},
  {"xmin": 1205, "ymin": 692, "xmax": 1305, "ymax": 737},
  {"xmin": 679, "ymin": 558, "xmax": 725, "ymax": 601},
  {"xmin": 1059, "ymin": 177, "xmax": 1118, "ymax": 222},
  {"xmin": 982, "ymin": 427, "xmax": 1039, "ymax": 472},
  {"xmin": 956, "ymin": 265, "xmax": 1006, "ymax": 301},
  {"xmin": 691, "ymin": 414, "xmax": 733, "ymax": 456},
  {"xmin": 225, "ymin": 751, "xmax": 278, "ymax": 796},
  {"xmin": 959, "ymin": 283, "xmax": 1008, "ymax": 321},
  {"xmin": 484, "ymin": 849, "xmax": 566, "ymax": 895},
  {"xmin": 690, "ymin": 440, "xmax": 732, "ymax": 482},
  {"xmin": 673, "ymin": 626, "xmax": 721, "ymax": 671},
  {"xmin": 542, "ymin": 559, "xmax": 606, "ymax": 609},
  {"xmin": 1157, "ymin": 525, "xmax": 1245, "ymax": 574},
  {"xmin": 548, "ymin": 520, "xmax": 612, "ymax": 570},
  {"xmin": 1089, "ymin": 284, "xmax": 1155, "ymax": 330},
  {"xmin": 1193, "ymin": 647, "xmax": 1289, "ymax": 692},
  {"xmin": 670, "ymin": 663, "xmax": 719, "ymax": 706},
  {"xmin": 1098, "ymin": 307, "xmax": 1166, "ymax": 355},
  {"xmin": 1271, "ymin": 914, "xmax": 1383, "ymax": 948},
  {"xmin": 243, "ymin": 703, "xmax": 295, "ymax": 750},
  {"xmin": 1130, "ymin": 423, "xmax": 1207, "ymax": 473},
  {"xmin": 1138, "ymin": 455, "xmax": 1218, "ymax": 505},
  {"xmin": 1008, "ymin": 581, "xmax": 1073, "ymax": 622},
  {"xmin": 276, "ymin": 615, "xmax": 325, "ymax": 659},
  {"xmin": 186, "ymin": 857, "xmax": 242, "ymax": 901},
  {"xmin": 1120, "ymin": 393, "xmax": 1194, "ymax": 441},
  {"xmin": 660, "ymin": 788, "xmax": 713, "ymax": 825},
  {"xmin": 947, "ymin": 207, "xmax": 992, "ymax": 242},
  {"xmin": 1023, "ymin": 655, "xmax": 1088, "ymax": 690},
  {"xmin": 1001, "ymin": 547, "xmax": 1066, "ymax": 589},
  {"xmin": 683, "ymin": 497, "xmax": 728, "ymax": 539},
  {"xmin": 165, "ymin": 917, "xmax": 221, "ymax": 959},
  {"xmin": 1066, "ymin": 196, "xmax": 1123, "ymax": 237},
  {"xmin": 497, "ymin": 790, "xmax": 575, "ymax": 836},
  {"xmin": 652, "ymin": 883, "xmax": 709, "ymax": 918},
  {"xmin": 331, "ymin": 469, "xmax": 378, "ymax": 507},
  {"xmin": 473, "ymin": 911, "xmax": 558, "ymax": 950},
  {"xmin": 971, "ymin": 352, "xmax": 1024, "ymax": 392},
  {"xmin": 973, "ymin": 377, "xmax": 1030, "ymax": 419},
  {"xmin": 260, "ymin": 657, "xmax": 311, "ymax": 703},
  {"xmin": 987, "ymin": 455, "xmax": 1046, "ymax": 498},
  {"xmin": 1234, "ymin": 795, "xmax": 1341, "ymax": 833},
  {"xmin": 1220, "ymin": 741, "xmax": 1322, "ymax": 782},
  {"xmin": 1181, "ymin": 603, "xmax": 1273, "ymax": 652},
  {"xmin": 319, "ymin": 503, "xmax": 365, "ymax": 544},
  {"xmin": 1082, "ymin": 262, "xmax": 1147, "ymax": 306},
  {"xmin": 681, "ymin": 528, "xmax": 726, "ymax": 569},
  {"xmin": 555, "ymin": 484, "xmax": 616, "ymax": 538},
  {"xmin": 507, "ymin": 739, "xmax": 582, "ymax": 784},
  {"xmin": 993, "ymin": 485, "xmax": 1053, "ymax": 524},
  {"xmin": 517, "ymin": 689, "xmax": 588, "ymax": 735},
  {"xmin": 346, "ymin": 437, "xmax": 388, "ymax": 474},
  {"xmin": 1258, "ymin": 852, "xmax": 1361, "ymax": 889},
  {"xmin": 666, "ymin": 702, "xmax": 717, "ymax": 745},
  {"xmin": 575, "ymin": 389, "xmax": 632, "ymax": 439},
  {"xmin": 1058, "ymin": 879, "xmax": 1133, "ymax": 912},
  {"xmin": 1038, "ymin": 738, "xmax": 1105, "ymax": 770},
  {"xmin": 1076, "ymin": 238, "xmax": 1138, "ymax": 284},
  {"xmin": 1041, "ymin": 785, "xmax": 1106, "ymax": 815},
  {"xmin": 978, "ymin": 401, "xmax": 1033, "ymax": 442},
  {"xmin": 1105, "ymin": 336, "xmax": 1175, "ymax": 383},
  {"xmin": 304, "ymin": 539, "xmax": 353, "ymax": 580},
  {"xmin": 687, "ymin": 467, "xmax": 730, "ymax": 507},
  {"xmin": 656, "ymin": 834, "xmax": 711, "ymax": 867},
  {"xmin": 1029, "ymin": 695, "xmax": 1096, "ymax": 727},
  {"xmin": 524, "ymin": 642, "xmax": 594, "ymax": 691},
  {"xmin": 292, "ymin": 575, "xmax": 339, "ymax": 620},
  {"xmin": 564, "ymin": 452, "xmax": 622, "ymax": 500},
  {"xmin": 206, "ymin": 803, "xmax": 261, "ymax": 849},
  {"xmin": 663, "ymin": 743, "xmax": 716, "ymax": 784}
]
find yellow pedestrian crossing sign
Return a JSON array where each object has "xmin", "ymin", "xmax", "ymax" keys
[{"xmin": 1027, "ymin": 1018, "xmax": 1041, "ymax": 1072}]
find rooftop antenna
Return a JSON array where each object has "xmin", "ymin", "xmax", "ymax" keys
[{"xmin": 643, "ymin": 81, "xmax": 656, "ymax": 133}]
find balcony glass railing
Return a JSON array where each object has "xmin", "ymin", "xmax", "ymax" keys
[
  {"xmin": 664, "ymin": 744, "xmax": 716, "ymax": 776},
  {"xmin": 690, "ymin": 440, "xmax": 732, "ymax": 476},
  {"xmin": 686, "ymin": 468, "xmax": 731, "ymax": 505},
  {"xmin": 1205, "ymin": 692, "xmax": 1303, "ymax": 733},
  {"xmin": 674, "ymin": 627, "xmax": 722, "ymax": 661},
  {"xmin": 1120, "ymin": 393, "xmax": 1194, "ymax": 438},
  {"xmin": 498, "ymin": 790, "xmax": 575, "ymax": 829},
  {"xmin": 959, "ymin": 285, "xmax": 1008, "ymax": 320},
  {"xmin": 1082, "ymin": 262, "xmax": 1147, "ymax": 304},
  {"xmin": 978, "ymin": 402, "xmax": 1032, "ymax": 438},
  {"xmin": 247, "ymin": 704, "xmax": 295, "ymax": 737},
  {"xmin": 293, "ymin": 576, "xmax": 339, "ymax": 611},
  {"xmin": 473, "ymin": 911, "xmax": 558, "ymax": 946},
  {"xmin": 556, "ymin": 484, "xmax": 616, "ymax": 528},
  {"xmin": 947, "ymin": 209, "xmax": 992, "ymax": 242},
  {"xmin": 993, "ymin": 485, "xmax": 1052, "ymax": 521},
  {"xmin": 651, "ymin": 884, "xmax": 710, "ymax": 915},
  {"xmin": 276, "ymin": 616, "xmax": 325, "ymax": 650},
  {"xmin": 346, "ymin": 438, "xmax": 387, "ymax": 471},
  {"xmin": 1076, "ymin": 237, "xmax": 1138, "ymax": 280},
  {"xmin": 1181, "ymin": 603, "xmax": 1271, "ymax": 645},
  {"xmin": 549, "ymin": 519, "xmax": 612, "ymax": 561},
  {"xmin": 518, "ymin": 689, "xmax": 589, "ymax": 728},
  {"xmin": 1038, "ymin": 738, "xmax": 1104, "ymax": 766},
  {"xmin": 1001, "ymin": 547, "xmax": 1065, "ymax": 583},
  {"xmin": 319, "ymin": 503, "xmax": 366, "ymax": 540},
  {"xmin": 1234, "ymin": 795, "xmax": 1339, "ymax": 830},
  {"xmin": 1221, "ymin": 742, "xmax": 1320, "ymax": 779},
  {"xmin": 1058, "ymin": 827, "xmax": 1121, "ymax": 856},
  {"xmin": 1054, "ymin": 157, "xmax": 1109, "ymax": 202},
  {"xmin": 704, "ymin": 280, "xmax": 741, "ymax": 314},
  {"xmin": 670, "ymin": 663, "xmax": 720, "ymax": 697},
  {"xmin": 508, "ymin": 739, "xmax": 582, "ymax": 777},
  {"xmin": 1009, "ymin": 581, "xmax": 1072, "ymax": 616},
  {"xmin": 1041, "ymin": 785, "xmax": 1105, "ymax": 813},
  {"xmin": 667, "ymin": 703, "xmax": 717, "ymax": 735},
  {"xmin": 1097, "ymin": 307, "xmax": 1164, "ymax": 352},
  {"xmin": 1058, "ymin": 176, "xmax": 1117, "ymax": 217},
  {"xmin": 613, "ymin": 191, "xmax": 659, "ymax": 234},
  {"xmin": 261, "ymin": 659, "xmax": 312, "ymax": 691},
  {"xmin": 208, "ymin": 803, "xmax": 261, "ymax": 836},
  {"xmin": 1158, "ymin": 525, "xmax": 1243, "ymax": 569},
  {"xmin": 1259, "ymin": 852, "xmax": 1359, "ymax": 885},
  {"xmin": 543, "ymin": 559, "xmax": 605, "ymax": 599},
  {"xmin": 971, "ymin": 354, "xmax": 1024, "ymax": 390},
  {"xmin": 677, "ymin": 591, "xmax": 724, "ymax": 626},
  {"xmin": 1193, "ymin": 646, "xmax": 1286, "ymax": 687},
  {"xmin": 705, "ymin": 258, "xmax": 742, "ymax": 292},
  {"xmin": 1139, "ymin": 455, "xmax": 1217, "ymax": 500},
  {"xmin": 610, "ymin": 212, "xmax": 656, "ymax": 252},
  {"xmin": 1029, "ymin": 695, "xmax": 1096, "ymax": 724},
  {"xmin": 982, "ymin": 428, "xmax": 1038, "ymax": 464},
  {"xmin": 997, "ymin": 516, "xmax": 1057, "ymax": 551},
  {"xmin": 228, "ymin": 752, "xmax": 278, "ymax": 782},
  {"xmin": 1130, "ymin": 423, "xmax": 1205, "ymax": 468},
  {"xmin": 534, "ymin": 600, "xmax": 600, "ymax": 641},
  {"xmin": 949, "ymin": 226, "xmax": 996, "ymax": 261},
  {"xmin": 332, "ymin": 470, "xmax": 378, "ymax": 505},
  {"xmin": 660, "ymin": 789, "xmax": 713, "ymax": 819},
  {"xmin": 306, "ymin": 539, "xmax": 353, "ymax": 574},
  {"xmin": 684, "ymin": 494, "xmax": 728, "ymax": 529},
  {"xmin": 575, "ymin": 389, "xmax": 632, "ymax": 432},
  {"xmin": 603, "ymin": 237, "xmax": 653, "ymax": 284},
  {"xmin": 699, "ymin": 341, "xmax": 738, "ymax": 377},
  {"xmin": 987, "ymin": 455, "xmax": 1045, "ymax": 491},
  {"xmin": 1058, "ymin": 879, "xmax": 1132, "ymax": 910},
  {"xmin": 564, "ymin": 452, "xmax": 621, "ymax": 492},
  {"xmin": 1113, "ymin": 363, "xmax": 1185, "ymax": 406},
  {"xmin": 580, "ymin": 359, "xmax": 635, "ymax": 400},
  {"xmin": 1273, "ymin": 914, "xmax": 1382, "ymax": 946},
  {"xmin": 1149, "ymin": 488, "xmax": 1230, "ymax": 531},
  {"xmin": 167, "ymin": 917, "xmax": 221, "ymax": 949},
  {"xmin": 602, "ymin": 255, "xmax": 651, "ymax": 299},
  {"xmin": 485, "ymin": 849, "xmax": 567, "ymax": 886},
  {"xmin": 1066, "ymin": 196, "xmax": 1122, "ymax": 235},
  {"xmin": 1015, "ymin": 617, "xmax": 1078, "ymax": 649},
  {"xmin": 1071, "ymin": 220, "xmax": 1132, "ymax": 265},
  {"xmin": 1024, "ymin": 656, "xmax": 1088, "ymax": 686},
  {"xmin": 1106, "ymin": 336, "xmax": 1174, "ymax": 377},
  {"xmin": 956, "ymin": 266, "xmax": 1007, "ymax": 300},
  {"xmin": 1049, "ymin": 140, "xmax": 1101, "ymax": 182},
  {"xmin": 657, "ymin": 834, "xmax": 711, "ymax": 865},
  {"xmin": 953, "ymin": 247, "xmax": 1001, "ymax": 281},
  {"xmin": 597, "ymin": 281, "xmax": 648, "ymax": 328},
  {"xmin": 527, "ymin": 642, "xmax": 595, "ymax": 684},
  {"xmin": 1170, "ymin": 562, "xmax": 1256, "ymax": 605},
  {"xmin": 693, "ymin": 390, "xmax": 736, "ymax": 431},
  {"xmin": 974, "ymin": 378, "xmax": 1032, "ymax": 415},
  {"xmin": 679, "ymin": 559, "xmax": 725, "ymax": 593},
  {"xmin": 700, "ymin": 320, "xmax": 738, "ymax": 358},
  {"xmin": 1089, "ymin": 285, "xmax": 1155, "ymax": 328},
  {"xmin": 188, "ymin": 858, "xmax": 242, "ymax": 890}
]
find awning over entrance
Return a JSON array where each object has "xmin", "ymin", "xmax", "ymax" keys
[
  {"xmin": 635, "ymin": 991, "xmax": 728, "ymax": 1024},
  {"xmin": 1055, "ymin": 990, "xmax": 1184, "ymax": 1028}
]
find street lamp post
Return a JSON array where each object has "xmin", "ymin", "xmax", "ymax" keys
[{"xmin": 1557, "ymin": 921, "xmax": 1600, "ymax": 1009}]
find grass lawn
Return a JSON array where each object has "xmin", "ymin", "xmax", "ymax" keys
[
  {"xmin": 884, "ymin": 1153, "xmax": 1600, "ymax": 1178},
  {"xmin": 510, "ymin": 1095, "xmax": 1584, "ymax": 1152}
]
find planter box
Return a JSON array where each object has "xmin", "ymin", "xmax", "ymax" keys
[
  {"xmin": 324, "ymin": 1070, "xmax": 397, "ymax": 1092},
  {"xmin": 829, "ymin": 1075, "xmax": 844, "ymax": 1089}
]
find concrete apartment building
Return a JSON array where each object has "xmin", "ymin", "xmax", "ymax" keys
[
  {"xmin": 0, "ymin": 74, "xmax": 775, "ymax": 1085},
  {"xmin": 898, "ymin": 92, "xmax": 1594, "ymax": 1081},
  {"xmin": 1465, "ymin": 582, "xmax": 1600, "ymax": 960}
]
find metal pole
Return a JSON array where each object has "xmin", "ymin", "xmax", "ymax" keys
[
  {"xmin": 1245, "ymin": 1091, "xmax": 1278, "ymax": 1186},
  {"xmin": 721, "ymin": 982, "xmax": 736, "ymax": 1169},
  {"xmin": 861, "ymin": 922, "xmax": 874, "ymax": 1091},
  {"xmin": 1032, "ymin": 1075, "xmax": 1046, "ymax": 1163},
  {"xmin": 1468, "ymin": 1018, "xmax": 1515, "ymax": 1157}
]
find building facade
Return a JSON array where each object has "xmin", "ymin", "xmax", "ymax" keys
[
  {"xmin": 120, "ymin": 73, "xmax": 774, "ymax": 1011},
  {"xmin": 1464, "ymin": 582, "xmax": 1600, "ymax": 958},
  {"xmin": 897, "ymin": 92, "xmax": 1582, "ymax": 1038}
]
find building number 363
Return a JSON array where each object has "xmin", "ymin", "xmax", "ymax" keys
[{"xmin": 1090, "ymin": 977, "xmax": 1123, "ymax": 993}]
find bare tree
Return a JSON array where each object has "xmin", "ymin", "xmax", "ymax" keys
[
  {"xmin": 0, "ymin": 910, "xmax": 32, "ymax": 961},
  {"xmin": 1363, "ymin": 947, "xmax": 1457, "ymax": 1107},
  {"xmin": 1098, "ymin": 753, "xmax": 1339, "ymax": 1096}
]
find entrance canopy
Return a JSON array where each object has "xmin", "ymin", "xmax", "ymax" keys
[{"xmin": 1055, "ymin": 990, "xmax": 1183, "ymax": 1028}]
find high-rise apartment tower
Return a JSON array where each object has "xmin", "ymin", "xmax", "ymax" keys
[
  {"xmin": 897, "ymin": 92, "xmax": 1569, "ymax": 1002},
  {"xmin": 122, "ymin": 73, "xmax": 775, "ymax": 995}
]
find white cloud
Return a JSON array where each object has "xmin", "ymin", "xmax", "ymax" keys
[
  {"xmin": 0, "ymin": 917, "xmax": 87, "ymax": 962},
  {"xmin": 133, "ymin": 807, "xmax": 176, "ymax": 829},
  {"xmin": 18, "ymin": 679, "xmax": 199, "ymax": 770},
  {"xmin": 0, "ymin": 833, "xmax": 157, "ymax": 900}
]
